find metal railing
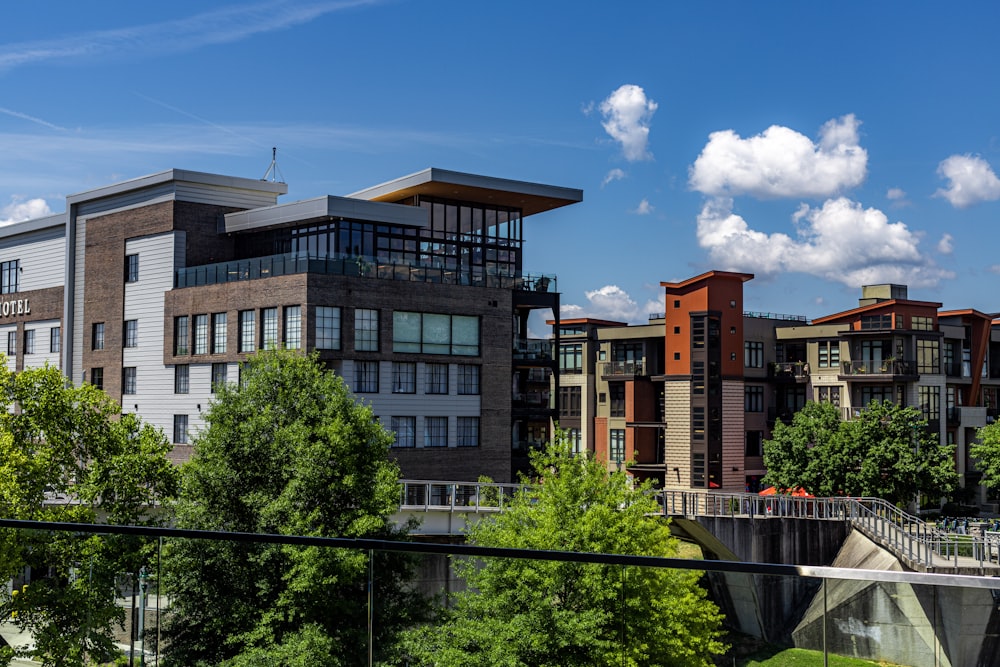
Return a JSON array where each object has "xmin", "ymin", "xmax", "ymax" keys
[
  {"xmin": 841, "ymin": 359, "xmax": 917, "ymax": 376},
  {"xmin": 601, "ymin": 360, "xmax": 644, "ymax": 377},
  {"xmin": 399, "ymin": 480, "xmax": 1000, "ymax": 570}
]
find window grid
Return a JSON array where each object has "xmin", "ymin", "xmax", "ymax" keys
[
  {"xmin": 174, "ymin": 317, "xmax": 189, "ymax": 355},
  {"xmin": 212, "ymin": 313, "xmax": 227, "ymax": 354},
  {"xmin": 93, "ymin": 322, "xmax": 105, "ymax": 351},
  {"xmin": 173, "ymin": 415, "xmax": 189, "ymax": 445},
  {"xmin": 125, "ymin": 254, "xmax": 139, "ymax": 283},
  {"xmin": 283, "ymin": 306, "xmax": 301, "ymax": 349},
  {"xmin": 50, "ymin": 327, "xmax": 60, "ymax": 354},
  {"xmin": 90, "ymin": 368, "xmax": 104, "ymax": 391},
  {"xmin": 425, "ymin": 363, "xmax": 449, "ymax": 394},
  {"xmin": 261, "ymin": 308, "xmax": 278, "ymax": 349},
  {"xmin": 123, "ymin": 367, "xmax": 137, "ymax": 394},
  {"xmin": 391, "ymin": 416, "xmax": 416, "ymax": 448},
  {"xmin": 424, "ymin": 416, "xmax": 448, "ymax": 447},
  {"xmin": 124, "ymin": 320, "xmax": 138, "ymax": 348},
  {"xmin": 457, "ymin": 417, "xmax": 479, "ymax": 447},
  {"xmin": 745, "ymin": 385, "xmax": 764, "ymax": 412},
  {"xmin": 392, "ymin": 362, "xmax": 416, "ymax": 393},
  {"xmin": 211, "ymin": 363, "xmax": 227, "ymax": 393},
  {"xmin": 355, "ymin": 308, "xmax": 379, "ymax": 351},
  {"xmin": 391, "ymin": 311, "xmax": 479, "ymax": 356},
  {"xmin": 354, "ymin": 361, "xmax": 379, "ymax": 393},
  {"xmin": 315, "ymin": 306, "xmax": 341, "ymax": 350},
  {"xmin": 610, "ymin": 429, "xmax": 625, "ymax": 463},
  {"xmin": 457, "ymin": 365, "xmax": 480, "ymax": 395},
  {"xmin": 23, "ymin": 329, "xmax": 34, "ymax": 355},
  {"xmin": 744, "ymin": 341, "xmax": 764, "ymax": 368},
  {"xmin": 239, "ymin": 310, "xmax": 255, "ymax": 353},
  {"xmin": 1, "ymin": 260, "xmax": 18, "ymax": 294},
  {"xmin": 193, "ymin": 314, "xmax": 208, "ymax": 355},
  {"xmin": 174, "ymin": 365, "xmax": 189, "ymax": 394}
]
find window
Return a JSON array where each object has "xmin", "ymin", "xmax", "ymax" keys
[
  {"xmin": 609, "ymin": 384, "xmax": 625, "ymax": 418},
  {"xmin": 912, "ymin": 315, "xmax": 933, "ymax": 331},
  {"xmin": 124, "ymin": 320, "xmax": 138, "ymax": 348},
  {"xmin": 391, "ymin": 416, "xmax": 416, "ymax": 448},
  {"xmin": 123, "ymin": 367, "xmax": 136, "ymax": 394},
  {"xmin": 917, "ymin": 339, "xmax": 939, "ymax": 374},
  {"xmin": 354, "ymin": 361, "xmax": 379, "ymax": 393},
  {"xmin": 457, "ymin": 417, "xmax": 479, "ymax": 447},
  {"xmin": 125, "ymin": 254, "xmax": 138, "ymax": 283},
  {"xmin": 212, "ymin": 313, "xmax": 227, "ymax": 354},
  {"xmin": 355, "ymin": 308, "xmax": 379, "ymax": 351},
  {"xmin": 93, "ymin": 322, "xmax": 105, "ymax": 351},
  {"xmin": 174, "ymin": 365, "xmax": 189, "ymax": 394},
  {"xmin": 610, "ymin": 429, "xmax": 625, "ymax": 464},
  {"xmin": 392, "ymin": 362, "xmax": 416, "ymax": 393},
  {"xmin": 211, "ymin": 363, "xmax": 227, "ymax": 392},
  {"xmin": 50, "ymin": 327, "xmax": 60, "ymax": 354},
  {"xmin": 566, "ymin": 428, "xmax": 583, "ymax": 455},
  {"xmin": 392, "ymin": 311, "xmax": 479, "ymax": 355},
  {"xmin": 23, "ymin": 329, "xmax": 34, "ymax": 355},
  {"xmin": 174, "ymin": 316, "xmax": 189, "ymax": 355},
  {"xmin": 1, "ymin": 260, "xmax": 18, "ymax": 294},
  {"xmin": 559, "ymin": 386, "xmax": 582, "ymax": 417},
  {"xmin": 817, "ymin": 385, "xmax": 841, "ymax": 407},
  {"xmin": 316, "ymin": 306, "xmax": 341, "ymax": 350},
  {"xmin": 745, "ymin": 385, "xmax": 764, "ymax": 412},
  {"xmin": 860, "ymin": 314, "xmax": 893, "ymax": 330},
  {"xmin": 193, "ymin": 315, "xmax": 208, "ymax": 354},
  {"xmin": 239, "ymin": 310, "xmax": 255, "ymax": 353},
  {"xmin": 425, "ymin": 363, "xmax": 449, "ymax": 394},
  {"xmin": 818, "ymin": 341, "xmax": 840, "ymax": 369},
  {"xmin": 90, "ymin": 368, "xmax": 104, "ymax": 390},
  {"xmin": 261, "ymin": 308, "xmax": 278, "ymax": 349},
  {"xmin": 919, "ymin": 385, "xmax": 940, "ymax": 421},
  {"xmin": 745, "ymin": 431, "xmax": 763, "ymax": 457},
  {"xmin": 173, "ymin": 415, "xmax": 189, "ymax": 444},
  {"xmin": 744, "ymin": 341, "xmax": 764, "ymax": 368},
  {"xmin": 457, "ymin": 365, "xmax": 480, "ymax": 395},
  {"xmin": 559, "ymin": 343, "xmax": 583, "ymax": 373},
  {"xmin": 6, "ymin": 331, "xmax": 15, "ymax": 356},
  {"xmin": 424, "ymin": 416, "xmax": 448, "ymax": 447},
  {"xmin": 284, "ymin": 306, "xmax": 301, "ymax": 349}
]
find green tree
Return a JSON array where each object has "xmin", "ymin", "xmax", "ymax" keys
[
  {"xmin": 160, "ymin": 349, "xmax": 426, "ymax": 666},
  {"xmin": 0, "ymin": 362, "xmax": 180, "ymax": 667},
  {"xmin": 763, "ymin": 400, "xmax": 957, "ymax": 505},
  {"xmin": 403, "ymin": 434, "xmax": 726, "ymax": 667},
  {"xmin": 971, "ymin": 421, "xmax": 1000, "ymax": 496}
]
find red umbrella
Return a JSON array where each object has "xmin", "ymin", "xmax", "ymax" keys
[{"xmin": 758, "ymin": 486, "xmax": 778, "ymax": 496}]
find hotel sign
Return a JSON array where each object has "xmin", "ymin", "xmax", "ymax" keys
[{"xmin": 0, "ymin": 299, "xmax": 29, "ymax": 317}]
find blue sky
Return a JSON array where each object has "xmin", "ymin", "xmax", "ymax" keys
[{"xmin": 3, "ymin": 1, "xmax": 1000, "ymax": 325}]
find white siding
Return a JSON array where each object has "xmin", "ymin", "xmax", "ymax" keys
[
  {"xmin": 0, "ymin": 229, "xmax": 65, "ymax": 292},
  {"xmin": 22, "ymin": 319, "xmax": 60, "ymax": 369}
]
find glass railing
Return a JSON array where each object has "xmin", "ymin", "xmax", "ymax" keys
[
  {"xmin": 175, "ymin": 252, "xmax": 557, "ymax": 293},
  {"xmin": 1, "ymin": 517, "xmax": 998, "ymax": 666}
]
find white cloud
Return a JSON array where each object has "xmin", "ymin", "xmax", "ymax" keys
[
  {"xmin": 602, "ymin": 168, "xmax": 626, "ymax": 187},
  {"xmin": 935, "ymin": 154, "xmax": 1000, "ymax": 208},
  {"xmin": 696, "ymin": 197, "xmax": 954, "ymax": 288},
  {"xmin": 689, "ymin": 114, "xmax": 867, "ymax": 198},
  {"xmin": 937, "ymin": 233, "xmax": 953, "ymax": 255},
  {"xmin": 633, "ymin": 198, "xmax": 653, "ymax": 215},
  {"xmin": 599, "ymin": 85, "xmax": 657, "ymax": 162},
  {"xmin": 1, "ymin": 197, "xmax": 52, "ymax": 225},
  {"xmin": 561, "ymin": 285, "xmax": 664, "ymax": 324},
  {"xmin": 990, "ymin": 265, "xmax": 1000, "ymax": 275},
  {"xmin": 887, "ymin": 187, "xmax": 906, "ymax": 200}
]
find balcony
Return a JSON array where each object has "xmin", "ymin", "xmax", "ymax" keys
[
  {"xmin": 601, "ymin": 360, "xmax": 644, "ymax": 379},
  {"xmin": 769, "ymin": 362, "xmax": 810, "ymax": 382},
  {"xmin": 767, "ymin": 406, "xmax": 795, "ymax": 426},
  {"xmin": 840, "ymin": 359, "xmax": 918, "ymax": 380},
  {"xmin": 513, "ymin": 338, "xmax": 553, "ymax": 362}
]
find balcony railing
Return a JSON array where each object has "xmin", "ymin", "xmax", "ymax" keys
[
  {"xmin": 840, "ymin": 359, "xmax": 917, "ymax": 376},
  {"xmin": 513, "ymin": 338, "xmax": 553, "ymax": 361},
  {"xmin": 770, "ymin": 362, "xmax": 810, "ymax": 380},
  {"xmin": 601, "ymin": 360, "xmax": 644, "ymax": 378},
  {"xmin": 175, "ymin": 252, "xmax": 557, "ymax": 293}
]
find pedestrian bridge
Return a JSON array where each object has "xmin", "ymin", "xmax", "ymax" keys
[{"xmin": 396, "ymin": 479, "xmax": 1000, "ymax": 574}]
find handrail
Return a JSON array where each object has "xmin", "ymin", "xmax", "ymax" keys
[{"xmin": 399, "ymin": 480, "xmax": 1000, "ymax": 570}]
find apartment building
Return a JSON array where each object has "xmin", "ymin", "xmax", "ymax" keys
[
  {"xmin": 0, "ymin": 167, "xmax": 581, "ymax": 483},
  {"xmin": 557, "ymin": 272, "xmax": 1000, "ymax": 506}
]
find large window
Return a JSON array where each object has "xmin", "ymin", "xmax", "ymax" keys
[
  {"xmin": 860, "ymin": 314, "xmax": 895, "ymax": 330},
  {"xmin": 560, "ymin": 343, "xmax": 583, "ymax": 373},
  {"xmin": 93, "ymin": 322, "xmax": 105, "ymax": 351},
  {"xmin": 391, "ymin": 417, "xmax": 416, "ymax": 448},
  {"xmin": 425, "ymin": 363, "xmax": 449, "ymax": 394},
  {"xmin": 912, "ymin": 316, "xmax": 933, "ymax": 331},
  {"xmin": 316, "ymin": 306, "xmax": 341, "ymax": 350},
  {"xmin": 610, "ymin": 429, "xmax": 625, "ymax": 464},
  {"xmin": 392, "ymin": 312, "xmax": 478, "ymax": 356},
  {"xmin": 559, "ymin": 386, "xmax": 582, "ymax": 417},
  {"xmin": 919, "ymin": 385, "xmax": 940, "ymax": 421},
  {"xmin": 125, "ymin": 254, "xmax": 139, "ymax": 283},
  {"xmin": 354, "ymin": 361, "xmax": 379, "ymax": 393},
  {"xmin": 90, "ymin": 368, "xmax": 104, "ymax": 391},
  {"xmin": 23, "ymin": 329, "xmax": 34, "ymax": 355},
  {"xmin": 1, "ymin": 260, "xmax": 18, "ymax": 294},
  {"xmin": 457, "ymin": 365, "xmax": 480, "ymax": 395},
  {"xmin": 212, "ymin": 313, "xmax": 227, "ymax": 354},
  {"xmin": 818, "ymin": 341, "xmax": 840, "ymax": 369},
  {"xmin": 211, "ymin": 363, "xmax": 228, "ymax": 392},
  {"xmin": 50, "ymin": 327, "xmax": 60, "ymax": 354},
  {"xmin": 123, "ymin": 367, "xmax": 137, "ymax": 395},
  {"xmin": 194, "ymin": 315, "xmax": 208, "ymax": 355},
  {"xmin": 174, "ymin": 365, "xmax": 189, "ymax": 394},
  {"xmin": 173, "ymin": 415, "xmax": 189, "ymax": 444},
  {"xmin": 392, "ymin": 362, "xmax": 416, "ymax": 393},
  {"xmin": 239, "ymin": 310, "xmax": 255, "ymax": 353},
  {"xmin": 744, "ymin": 341, "xmax": 764, "ymax": 369},
  {"xmin": 917, "ymin": 339, "xmax": 939, "ymax": 374},
  {"xmin": 424, "ymin": 417, "xmax": 448, "ymax": 447},
  {"xmin": 457, "ymin": 417, "xmax": 479, "ymax": 447},
  {"xmin": 744, "ymin": 385, "xmax": 764, "ymax": 412},
  {"xmin": 609, "ymin": 383, "xmax": 625, "ymax": 418},
  {"xmin": 261, "ymin": 308, "xmax": 278, "ymax": 349},
  {"xmin": 355, "ymin": 309, "xmax": 379, "ymax": 351},
  {"xmin": 174, "ymin": 317, "xmax": 188, "ymax": 355},
  {"xmin": 124, "ymin": 320, "xmax": 138, "ymax": 348},
  {"xmin": 284, "ymin": 306, "xmax": 301, "ymax": 349},
  {"xmin": 817, "ymin": 385, "xmax": 841, "ymax": 407}
]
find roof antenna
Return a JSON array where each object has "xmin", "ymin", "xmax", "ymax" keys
[{"xmin": 261, "ymin": 147, "xmax": 285, "ymax": 183}]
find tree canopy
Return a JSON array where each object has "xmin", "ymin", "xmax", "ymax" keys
[
  {"xmin": 971, "ymin": 421, "xmax": 1000, "ymax": 495},
  {"xmin": 763, "ymin": 400, "xmax": 957, "ymax": 505},
  {"xmin": 160, "ymin": 349, "xmax": 426, "ymax": 666},
  {"xmin": 0, "ymin": 362, "xmax": 179, "ymax": 666},
  {"xmin": 402, "ymin": 434, "xmax": 726, "ymax": 667}
]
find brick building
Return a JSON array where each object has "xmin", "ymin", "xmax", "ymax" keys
[{"xmin": 0, "ymin": 167, "xmax": 581, "ymax": 483}]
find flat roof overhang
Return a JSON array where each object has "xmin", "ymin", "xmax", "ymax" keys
[
  {"xmin": 348, "ymin": 168, "xmax": 583, "ymax": 217},
  {"xmin": 224, "ymin": 194, "xmax": 428, "ymax": 233}
]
